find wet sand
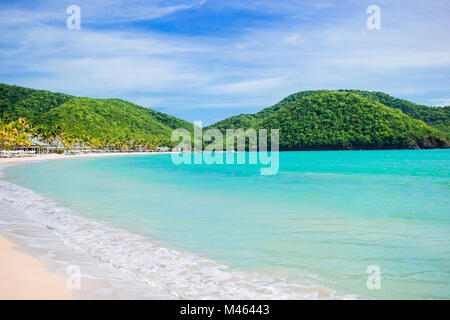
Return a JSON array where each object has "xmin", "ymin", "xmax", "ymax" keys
[{"xmin": 0, "ymin": 234, "xmax": 72, "ymax": 300}]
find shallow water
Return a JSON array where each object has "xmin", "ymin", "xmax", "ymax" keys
[{"xmin": 3, "ymin": 150, "xmax": 450, "ymax": 299}]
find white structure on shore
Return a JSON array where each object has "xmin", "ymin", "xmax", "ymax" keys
[
  {"xmin": 157, "ymin": 146, "xmax": 171, "ymax": 152},
  {"xmin": 16, "ymin": 137, "xmax": 91, "ymax": 155}
]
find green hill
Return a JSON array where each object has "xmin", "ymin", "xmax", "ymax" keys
[
  {"xmin": 208, "ymin": 89, "xmax": 450, "ymax": 137},
  {"xmin": 0, "ymin": 83, "xmax": 74, "ymax": 121},
  {"xmin": 1, "ymin": 83, "xmax": 449, "ymax": 150},
  {"xmin": 36, "ymin": 98, "xmax": 194, "ymax": 145},
  {"xmin": 341, "ymin": 90, "xmax": 450, "ymax": 136},
  {"xmin": 262, "ymin": 92, "xmax": 449, "ymax": 150},
  {"xmin": 212, "ymin": 92, "xmax": 449, "ymax": 150},
  {"xmin": 0, "ymin": 83, "xmax": 194, "ymax": 147}
]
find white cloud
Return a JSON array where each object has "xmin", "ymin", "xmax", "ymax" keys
[
  {"xmin": 81, "ymin": 0, "xmax": 208, "ymax": 23},
  {"xmin": 214, "ymin": 77, "xmax": 286, "ymax": 95},
  {"xmin": 0, "ymin": 0, "xmax": 209, "ymax": 25},
  {"xmin": 429, "ymin": 98, "xmax": 450, "ymax": 107},
  {"xmin": 0, "ymin": 18, "xmax": 215, "ymax": 96},
  {"xmin": 282, "ymin": 33, "xmax": 305, "ymax": 46},
  {"xmin": 313, "ymin": 2, "xmax": 334, "ymax": 9},
  {"xmin": 235, "ymin": 40, "xmax": 258, "ymax": 50},
  {"xmin": 0, "ymin": 0, "xmax": 449, "ymax": 117}
]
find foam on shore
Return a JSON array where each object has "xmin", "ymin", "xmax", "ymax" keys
[{"xmin": 0, "ymin": 162, "xmax": 351, "ymax": 299}]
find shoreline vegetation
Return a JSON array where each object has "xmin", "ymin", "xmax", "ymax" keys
[
  {"xmin": 0, "ymin": 150, "xmax": 169, "ymax": 163},
  {"xmin": 0, "ymin": 83, "xmax": 449, "ymax": 154},
  {"xmin": 0, "ymin": 117, "xmax": 179, "ymax": 157}
]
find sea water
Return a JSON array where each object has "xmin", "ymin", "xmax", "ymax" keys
[{"xmin": 2, "ymin": 150, "xmax": 449, "ymax": 299}]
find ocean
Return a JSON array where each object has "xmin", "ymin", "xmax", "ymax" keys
[{"xmin": 1, "ymin": 150, "xmax": 449, "ymax": 299}]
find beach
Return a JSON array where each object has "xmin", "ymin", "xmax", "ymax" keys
[
  {"xmin": 0, "ymin": 234, "xmax": 72, "ymax": 299},
  {"xmin": 0, "ymin": 152, "xmax": 167, "ymax": 300},
  {"xmin": 1, "ymin": 150, "xmax": 448, "ymax": 300},
  {"xmin": 0, "ymin": 151, "xmax": 165, "ymax": 164},
  {"xmin": 0, "ymin": 151, "xmax": 344, "ymax": 300}
]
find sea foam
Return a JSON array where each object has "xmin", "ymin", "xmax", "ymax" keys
[{"xmin": 0, "ymin": 165, "xmax": 346, "ymax": 299}]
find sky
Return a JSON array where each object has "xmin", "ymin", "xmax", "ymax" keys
[{"xmin": 0, "ymin": 0, "xmax": 449, "ymax": 125}]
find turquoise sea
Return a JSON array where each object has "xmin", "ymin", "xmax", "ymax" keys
[{"xmin": 4, "ymin": 150, "xmax": 450, "ymax": 299}]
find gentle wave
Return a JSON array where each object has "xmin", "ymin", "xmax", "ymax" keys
[{"xmin": 0, "ymin": 171, "xmax": 352, "ymax": 299}]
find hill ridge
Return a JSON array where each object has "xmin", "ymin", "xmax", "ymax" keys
[
  {"xmin": 1, "ymin": 83, "xmax": 448, "ymax": 150},
  {"xmin": 207, "ymin": 89, "xmax": 450, "ymax": 137}
]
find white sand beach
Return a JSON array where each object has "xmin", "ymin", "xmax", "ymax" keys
[
  {"xmin": 0, "ymin": 152, "xmax": 167, "ymax": 300},
  {"xmin": 0, "ymin": 151, "xmax": 347, "ymax": 300},
  {"xmin": 0, "ymin": 234, "xmax": 72, "ymax": 299},
  {"xmin": 0, "ymin": 151, "xmax": 166, "ymax": 164}
]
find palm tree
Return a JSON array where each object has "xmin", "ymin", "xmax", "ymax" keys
[{"xmin": 0, "ymin": 118, "xmax": 33, "ymax": 150}]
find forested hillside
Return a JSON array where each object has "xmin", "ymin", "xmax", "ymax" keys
[
  {"xmin": 1, "ymin": 83, "xmax": 448, "ymax": 151},
  {"xmin": 0, "ymin": 83, "xmax": 74, "ymax": 120},
  {"xmin": 208, "ymin": 89, "xmax": 450, "ymax": 137},
  {"xmin": 255, "ymin": 92, "xmax": 448, "ymax": 150},
  {"xmin": 0, "ymin": 83, "xmax": 194, "ymax": 148}
]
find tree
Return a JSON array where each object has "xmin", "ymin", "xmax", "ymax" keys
[{"xmin": 0, "ymin": 118, "xmax": 34, "ymax": 150}]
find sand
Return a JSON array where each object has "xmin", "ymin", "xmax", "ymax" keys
[
  {"xmin": 0, "ymin": 235, "xmax": 72, "ymax": 300},
  {"xmin": 0, "ymin": 151, "xmax": 167, "ymax": 164},
  {"xmin": 0, "ymin": 152, "xmax": 169, "ymax": 300}
]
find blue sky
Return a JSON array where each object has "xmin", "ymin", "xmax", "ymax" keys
[{"xmin": 0, "ymin": 0, "xmax": 449, "ymax": 125}]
